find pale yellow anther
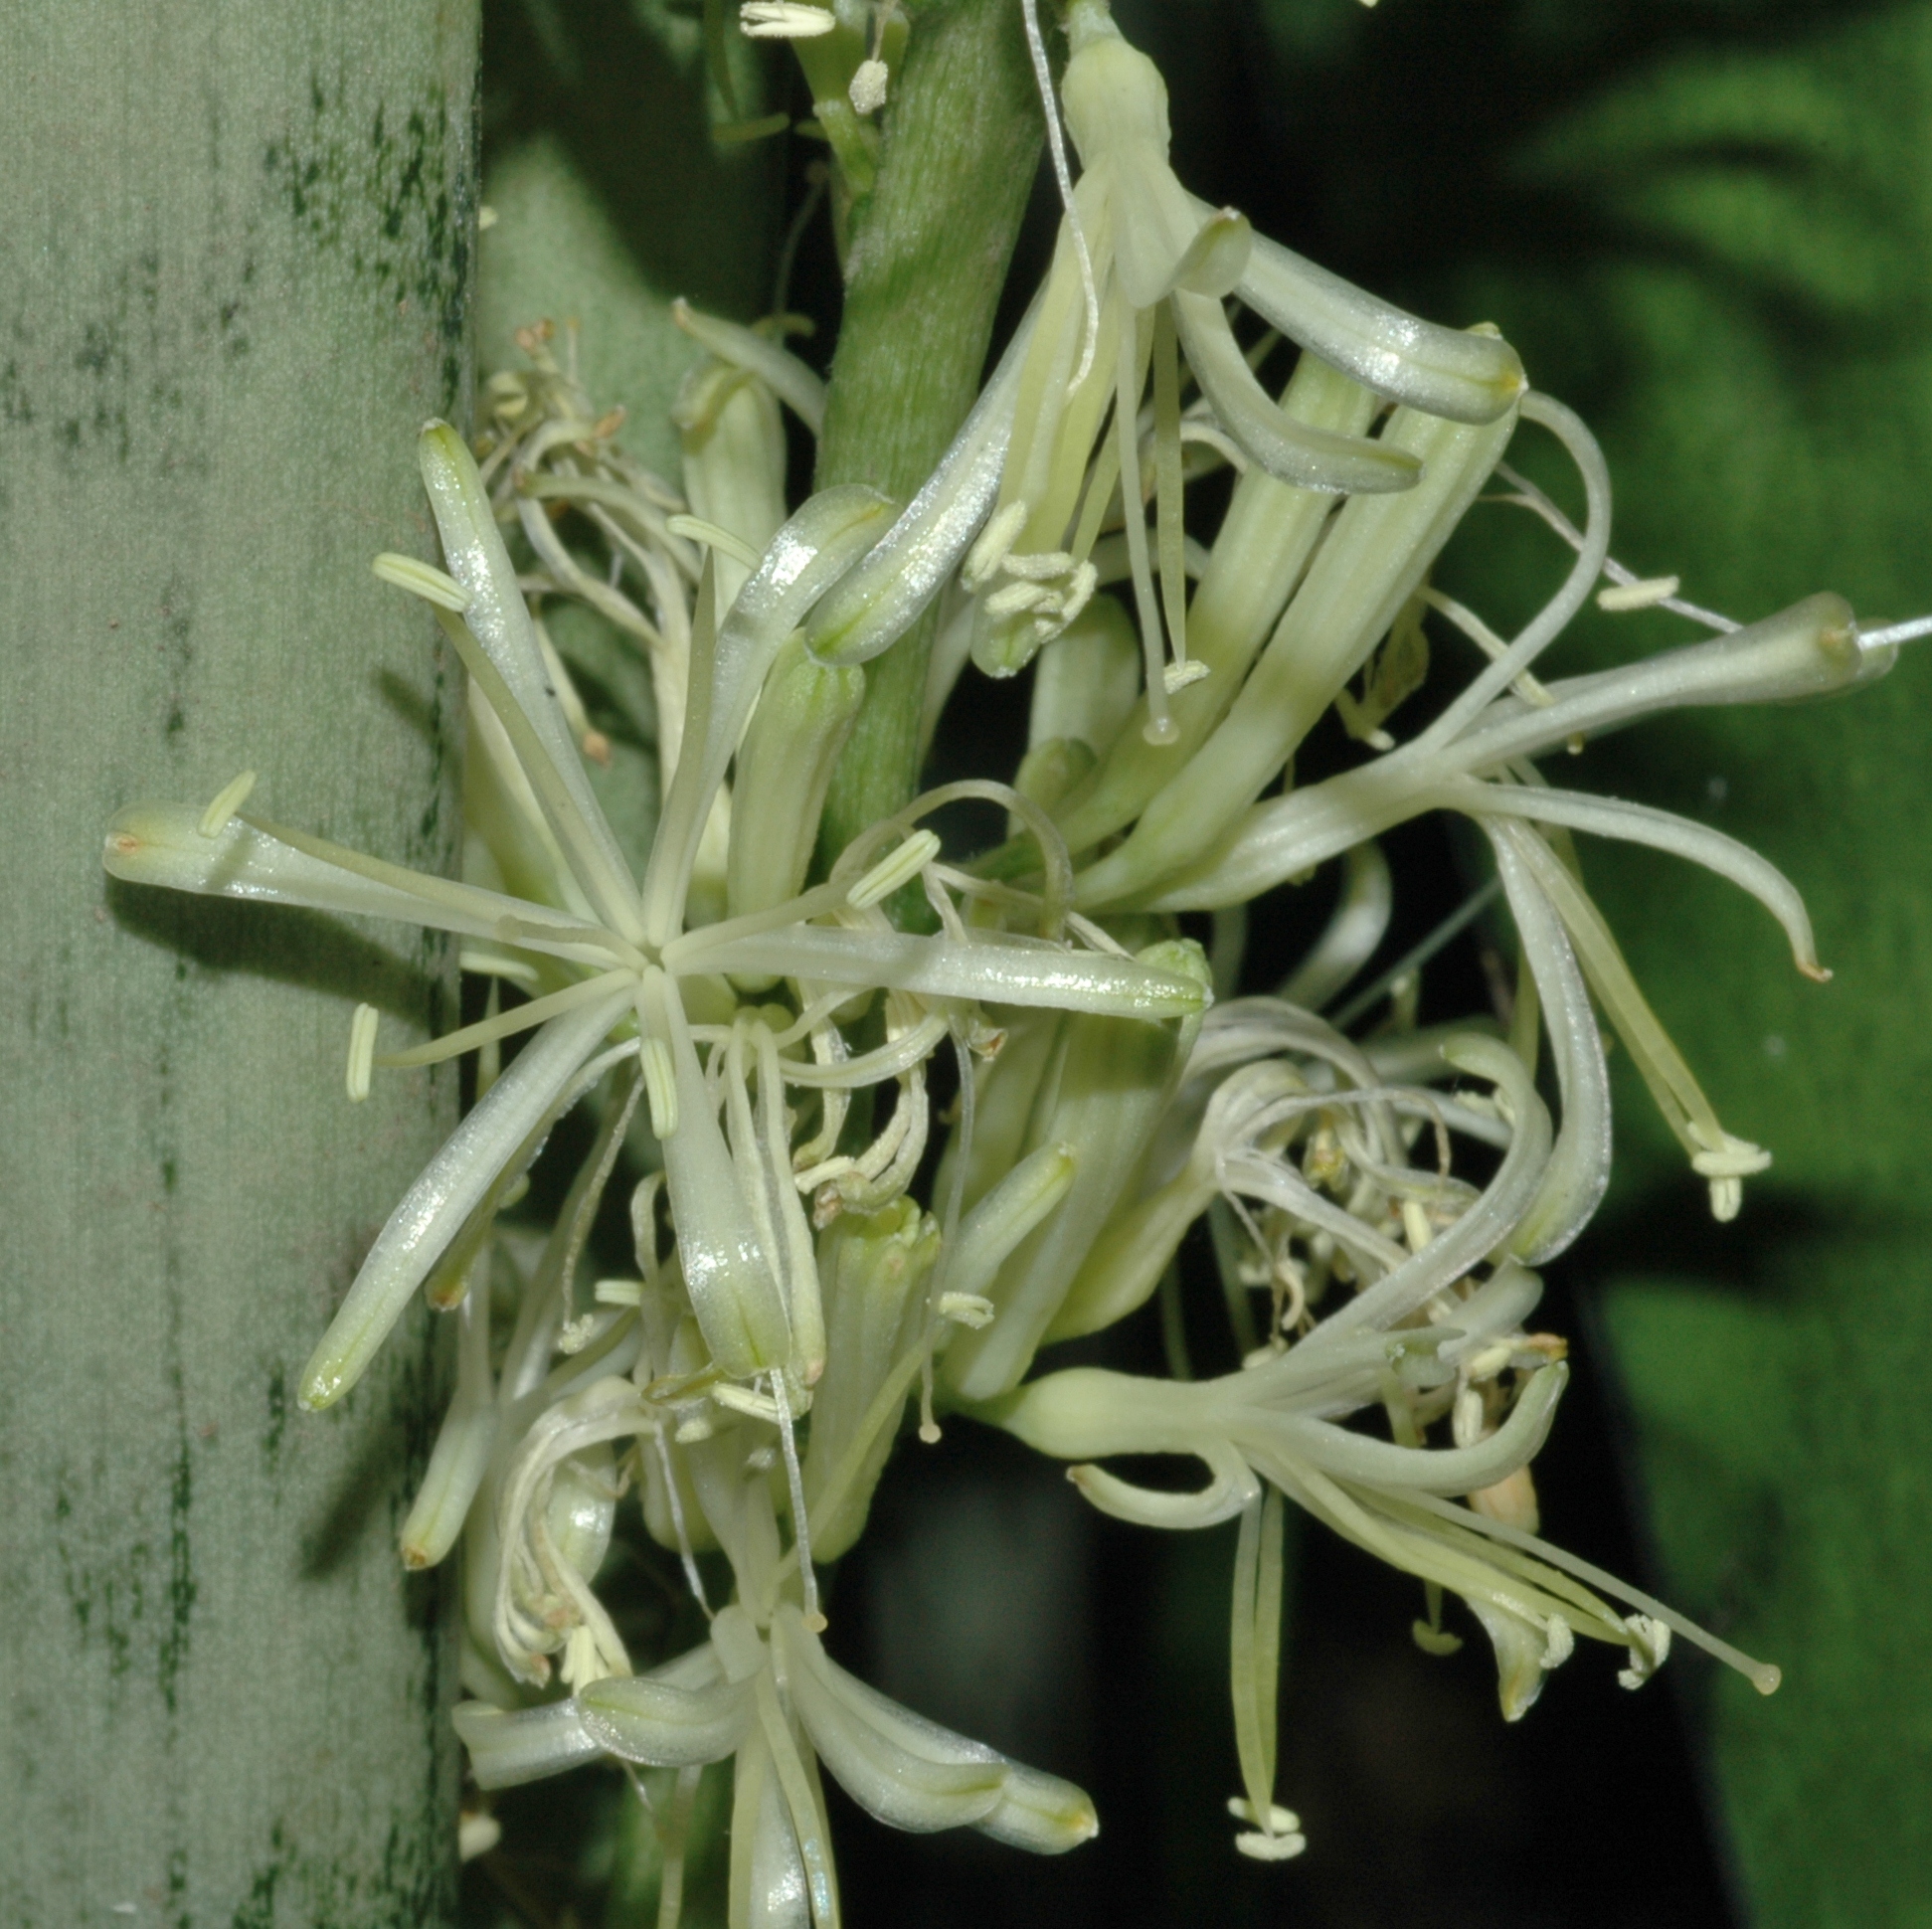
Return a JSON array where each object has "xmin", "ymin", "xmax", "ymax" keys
[
  {"xmin": 1688, "ymin": 1136, "xmax": 1772, "ymax": 1179},
  {"xmin": 1464, "ymin": 1338, "xmax": 1516, "ymax": 1382},
  {"xmin": 712, "ymin": 1380, "xmax": 811, "ymax": 1421},
  {"xmin": 1619, "ymin": 1614, "xmax": 1672, "ymax": 1689},
  {"xmin": 938, "ymin": 1292, "xmax": 997, "ymax": 1329},
  {"xmin": 1228, "ymin": 1797, "xmax": 1303, "ymax": 1832},
  {"xmin": 739, "ymin": 1, "xmax": 836, "ymax": 37},
  {"xmin": 197, "ymin": 770, "xmax": 258, "ymax": 838},
  {"xmin": 556, "ymin": 1314, "xmax": 599, "ymax": 1355},
  {"xmin": 345, "ymin": 1002, "xmax": 379, "ymax": 1103},
  {"xmin": 1228, "ymin": 1795, "xmax": 1308, "ymax": 1862},
  {"xmin": 457, "ymin": 1812, "xmax": 501, "ymax": 1862},
  {"xmin": 1598, "ymin": 574, "xmax": 1680, "ymax": 613},
  {"xmin": 641, "ymin": 1036, "xmax": 679, "ymax": 1140},
  {"xmin": 1058, "ymin": 562, "xmax": 1098, "ymax": 626},
  {"xmin": 847, "ymin": 829, "xmax": 942, "ymax": 909},
  {"xmin": 371, "ymin": 551, "xmax": 471, "ymax": 613},
  {"xmin": 594, "ymin": 1278, "xmax": 643, "ymax": 1307},
  {"xmin": 985, "ymin": 580, "xmax": 1056, "ymax": 619},
  {"xmin": 1162, "ymin": 658, "xmax": 1210, "ymax": 694},
  {"xmin": 965, "ymin": 500, "xmax": 1029, "ymax": 589},
  {"xmin": 456, "ymin": 949, "xmax": 541, "ymax": 984},
  {"xmin": 999, "ymin": 549, "xmax": 1080, "ymax": 583},
  {"xmin": 1401, "ymin": 1199, "xmax": 1435, "ymax": 1254},
  {"xmin": 849, "ymin": 58, "xmax": 889, "ymax": 114}
]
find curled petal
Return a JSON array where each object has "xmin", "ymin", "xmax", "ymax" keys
[
  {"xmin": 576, "ymin": 1670, "xmax": 758, "ymax": 1767},
  {"xmin": 1452, "ymin": 781, "xmax": 1825, "ymax": 977},
  {"xmin": 1489, "ymin": 824, "xmax": 1612, "ymax": 1265},
  {"xmin": 1267, "ymin": 1363, "xmax": 1568, "ymax": 1496},
  {"xmin": 977, "ymin": 1766, "xmax": 1104, "ymax": 1855},
  {"xmin": 777, "ymin": 1610, "xmax": 1099, "ymax": 1852},
  {"xmin": 1141, "ymin": 594, "xmax": 1877, "ymax": 913},
  {"xmin": 1162, "ymin": 207, "xmax": 1252, "ymax": 300},
  {"xmin": 399, "ymin": 1274, "xmax": 494, "ymax": 1569},
  {"xmin": 1466, "ymin": 1595, "xmax": 1573, "ymax": 1722},
  {"xmin": 1069, "ymin": 1451, "xmax": 1261, "ymax": 1530},
  {"xmin": 1223, "ymin": 214, "xmax": 1526, "ymax": 426},
  {"xmin": 1172, "ymin": 289, "xmax": 1421, "ymax": 496},
  {"xmin": 784, "ymin": 1659, "xmax": 1005, "ymax": 1833},
  {"xmin": 454, "ymin": 1697, "xmax": 604, "ymax": 1789}
]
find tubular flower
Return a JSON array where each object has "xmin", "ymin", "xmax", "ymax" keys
[
  {"xmin": 95, "ymin": 1, "xmax": 1929, "ymax": 1918},
  {"xmin": 457, "ymin": 1446, "xmax": 1096, "ymax": 1929}
]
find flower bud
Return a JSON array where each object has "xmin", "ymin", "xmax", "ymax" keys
[{"xmin": 726, "ymin": 636, "xmax": 866, "ymax": 933}]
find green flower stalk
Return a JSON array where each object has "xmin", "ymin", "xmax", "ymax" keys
[{"xmin": 96, "ymin": 0, "xmax": 1929, "ymax": 1918}]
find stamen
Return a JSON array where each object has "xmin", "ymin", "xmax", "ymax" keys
[
  {"xmin": 1422, "ymin": 393, "xmax": 1610, "ymax": 745},
  {"xmin": 197, "ymin": 769, "xmax": 258, "ymax": 838},
  {"xmin": 1152, "ymin": 301, "xmax": 1189, "ymax": 673},
  {"xmin": 345, "ymin": 1002, "xmax": 379, "ymax": 1102},
  {"xmin": 965, "ymin": 500, "xmax": 1029, "ymax": 590},
  {"xmin": 712, "ymin": 1382, "xmax": 786, "ymax": 1421},
  {"xmin": 1858, "ymin": 614, "xmax": 1932, "ymax": 650},
  {"xmin": 1420, "ymin": 587, "xmax": 1553, "ymax": 707},
  {"xmin": 1493, "ymin": 462, "xmax": 1740, "ymax": 634},
  {"xmin": 431, "ymin": 606, "xmax": 645, "ymax": 943},
  {"xmin": 847, "ymin": 829, "xmax": 941, "ymax": 909},
  {"xmin": 996, "ymin": 548, "xmax": 1079, "ymax": 582},
  {"xmin": 1114, "ymin": 321, "xmax": 1173, "ymax": 745},
  {"xmin": 771, "ymin": 1371, "xmax": 825, "ymax": 1630},
  {"xmin": 651, "ymin": 1427, "xmax": 712, "ymax": 1614},
  {"xmin": 1597, "ymin": 575, "xmax": 1679, "ymax": 614},
  {"xmin": 1023, "ymin": 0, "xmax": 1102, "ymax": 390},
  {"xmin": 371, "ymin": 551, "xmax": 471, "ymax": 613},
  {"xmin": 665, "ymin": 512, "xmax": 765, "ymax": 571},
  {"xmin": 374, "ymin": 969, "xmax": 631, "ymax": 1070},
  {"xmin": 457, "ymin": 949, "xmax": 541, "ymax": 984},
  {"xmin": 984, "ymin": 580, "xmax": 1056, "ymax": 619},
  {"xmin": 1329, "ymin": 877, "xmax": 1501, "ymax": 1030}
]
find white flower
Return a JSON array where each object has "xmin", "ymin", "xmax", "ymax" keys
[
  {"xmin": 102, "ymin": 423, "xmax": 1207, "ymax": 1413},
  {"xmin": 457, "ymin": 1602, "xmax": 1096, "ymax": 1928}
]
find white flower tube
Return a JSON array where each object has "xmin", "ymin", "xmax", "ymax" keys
[{"xmin": 297, "ymin": 983, "xmax": 635, "ymax": 1410}]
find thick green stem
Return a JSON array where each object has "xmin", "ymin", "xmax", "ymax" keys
[
  {"xmin": 814, "ymin": 0, "xmax": 1044, "ymax": 859},
  {"xmin": 0, "ymin": 4, "xmax": 475, "ymax": 1920}
]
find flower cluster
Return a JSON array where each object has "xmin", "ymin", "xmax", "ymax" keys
[{"xmin": 102, "ymin": 3, "xmax": 1922, "ymax": 1921}]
